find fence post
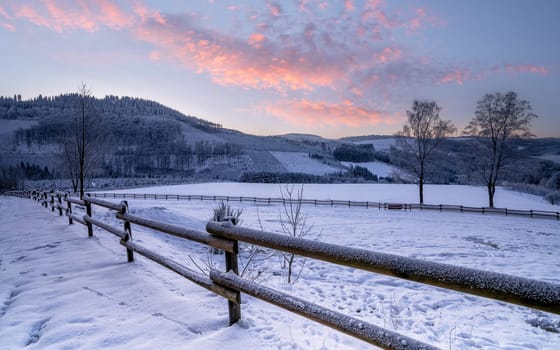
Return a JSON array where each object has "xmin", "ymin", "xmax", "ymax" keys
[
  {"xmin": 121, "ymin": 201, "xmax": 134, "ymax": 262},
  {"xmin": 50, "ymin": 192, "xmax": 55, "ymax": 212},
  {"xmin": 57, "ymin": 193, "xmax": 63, "ymax": 216},
  {"xmin": 224, "ymin": 230, "xmax": 241, "ymax": 325},
  {"xmin": 65, "ymin": 193, "xmax": 73, "ymax": 224},
  {"xmin": 85, "ymin": 196, "xmax": 93, "ymax": 237}
]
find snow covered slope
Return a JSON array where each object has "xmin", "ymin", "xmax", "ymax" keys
[{"xmin": 270, "ymin": 151, "xmax": 340, "ymax": 175}]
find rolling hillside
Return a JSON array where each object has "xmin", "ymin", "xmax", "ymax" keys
[{"xmin": 1, "ymin": 94, "xmax": 559, "ymax": 202}]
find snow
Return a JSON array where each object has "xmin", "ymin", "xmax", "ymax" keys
[
  {"xmin": 1, "ymin": 184, "xmax": 560, "ymax": 349},
  {"xmin": 107, "ymin": 183, "xmax": 559, "ymax": 211},
  {"xmin": 270, "ymin": 151, "xmax": 340, "ymax": 175}
]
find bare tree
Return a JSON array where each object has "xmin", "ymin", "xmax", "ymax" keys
[
  {"xmin": 62, "ymin": 84, "xmax": 103, "ymax": 198},
  {"xmin": 463, "ymin": 91, "xmax": 537, "ymax": 207},
  {"xmin": 395, "ymin": 100, "xmax": 456, "ymax": 204},
  {"xmin": 279, "ymin": 184, "xmax": 312, "ymax": 284}
]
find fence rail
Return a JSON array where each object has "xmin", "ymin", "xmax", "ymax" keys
[
  {"xmin": 86, "ymin": 192, "xmax": 560, "ymax": 220},
  {"xmin": 8, "ymin": 189, "xmax": 560, "ymax": 350}
]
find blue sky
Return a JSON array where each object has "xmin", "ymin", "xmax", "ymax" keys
[{"xmin": 1, "ymin": 0, "xmax": 558, "ymax": 138}]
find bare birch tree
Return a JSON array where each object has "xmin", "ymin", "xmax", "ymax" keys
[
  {"xmin": 463, "ymin": 91, "xmax": 537, "ymax": 207},
  {"xmin": 395, "ymin": 100, "xmax": 455, "ymax": 204}
]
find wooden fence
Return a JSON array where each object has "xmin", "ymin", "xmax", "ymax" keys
[
  {"xmin": 10, "ymin": 190, "xmax": 560, "ymax": 350},
  {"xmin": 86, "ymin": 191, "xmax": 560, "ymax": 220}
]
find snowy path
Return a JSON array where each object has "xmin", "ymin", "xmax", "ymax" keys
[{"xmin": 0, "ymin": 197, "xmax": 260, "ymax": 349}]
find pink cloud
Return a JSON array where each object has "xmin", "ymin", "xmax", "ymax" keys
[
  {"xmin": 8, "ymin": 0, "xmax": 136, "ymax": 32},
  {"xmin": 265, "ymin": 99, "xmax": 398, "ymax": 128},
  {"xmin": 134, "ymin": 15, "xmax": 349, "ymax": 92},
  {"xmin": 268, "ymin": 2, "xmax": 282, "ymax": 17},
  {"xmin": 298, "ymin": 0, "xmax": 310, "ymax": 12},
  {"xmin": 133, "ymin": 3, "xmax": 166, "ymax": 25},
  {"xmin": 504, "ymin": 64, "xmax": 549, "ymax": 75},
  {"xmin": 1, "ymin": 21, "xmax": 15, "ymax": 31},
  {"xmin": 248, "ymin": 33, "xmax": 266, "ymax": 46},
  {"xmin": 438, "ymin": 69, "xmax": 470, "ymax": 85},
  {"xmin": 0, "ymin": 5, "xmax": 12, "ymax": 19},
  {"xmin": 149, "ymin": 50, "xmax": 161, "ymax": 61},
  {"xmin": 96, "ymin": 0, "xmax": 135, "ymax": 29},
  {"xmin": 374, "ymin": 47, "xmax": 402, "ymax": 64},
  {"xmin": 15, "ymin": 5, "xmax": 55, "ymax": 30},
  {"xmin": 344, "ymin": 0, "xmax": 354, "ymax": 12}
]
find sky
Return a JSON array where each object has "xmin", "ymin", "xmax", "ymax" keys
[{"xmin": 0, "ymin": 0, "xmax": 559, "ymax": 139}]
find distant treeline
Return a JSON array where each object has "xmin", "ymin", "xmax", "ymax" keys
[
  {"xmin": 332, "ymin": 143, "xmax": 390, "ymax": 163},
  {"xmin": 240, "ymin": 169, "xmax": 394, "ymax": 184}
]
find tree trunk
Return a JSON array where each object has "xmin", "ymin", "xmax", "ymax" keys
[
  {"xmin": 419, "ymin": 176, "xmax": 424, "ymax": 204},
  {"xmin": 287, "ymin": 254, "xmax": 294, "ymax": 284},
  {"xmin": 487, "ymin": 183, "xmax": 495, "ymax": 208},
  {"xmin": 418, "ymin": 162, "xmax": 424, "ymax": 204}
]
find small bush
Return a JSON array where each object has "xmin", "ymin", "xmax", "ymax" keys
[
  {"xmin": 212, "ymin": 201, "xmax": 243, "ymax": 225},
  {"xmin": 544, "ymin": 191, "xmax": 560, "ymax": 205}
]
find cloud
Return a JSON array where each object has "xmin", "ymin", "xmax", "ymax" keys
[
  {"xmin": 344, "ymin": 0, "xmax": 354, "ymax": 13},
  {"xmin": 1, "ymin": 22, "xmax": 15, "ymax": 31},
  {"xmin": 134, "ymin": 14, "xmax": 348, "ymax": 92},
  {"xmin": 436, "ymin": 64, "xmax": 550, "ymax": 86},
  {"xmin": 503, "ymin": 64, "xmax": 549, "ymax": 75},
  {"xmin": 248, "ymin": 33, "xmax": 266, "ymax": 47},
  {"xmin": 438, "ymin": 69, "xmax": 470, "ymax": 85},
  {"xmin": 0, "ymin": 5, "xmax": 12, "ymax": 19},
  {"xmin": 374, "ymin": 47, "xmax": 402, "ymax": 64},
  {"xmin": 264, "ymin": 99, "xmax": 400, "ymax": 128},
  {"xmin": 148, "ymin": 50, "xmax": 161, "ymax": 61},
  {"xmin": 268, "ymin": 2, "xmax": 282, "ymax": 17},
  {"xmin": 2, "ymin": 1, "xmax": 552, "ymax": 130},
  {"xmin": 6, "ymin": 0, "xmax": 135, "ymax": 32}
]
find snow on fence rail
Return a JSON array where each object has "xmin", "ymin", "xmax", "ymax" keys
[
  {"xmin": 9, "ymin": 190, "xmax": 560, "ymax": 350},
  {"xmin": 86, "ymin": 191, "xmax": 560, "ymax": 220}
]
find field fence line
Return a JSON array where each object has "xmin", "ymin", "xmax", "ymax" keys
[{"xmin": 81, "ymin": 192, "xmax": 560, "ymax": 221}]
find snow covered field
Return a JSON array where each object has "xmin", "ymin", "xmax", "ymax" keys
[
  {"xmin": 270, "ymin": 152, "xmax": 340, "ymax": 175},
  {"xmin": 1, "ymin": 184, "xmax": 559, "ymax": 349}
]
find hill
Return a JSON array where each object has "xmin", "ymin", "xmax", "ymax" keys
[
  {"xmin": 1, "ymin": 94, "xmax": 559, "ymax": 202},
  {"xmin": 0, "ymin": 94, "xmax": 337, "ymax": 186}
]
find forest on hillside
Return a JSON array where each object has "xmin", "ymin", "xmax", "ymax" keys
[{"xmin": 0, "ymin": 94, "xmax": 245, "ymax": 184}]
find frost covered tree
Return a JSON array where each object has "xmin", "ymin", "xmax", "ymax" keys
[
  {"xmin": 62, "ymin": 84, "xmax": 103, "ymax": 198},
  {"xmin": 395, "ymin": 100, "xmax": 455, "ymax": 204},
  {"xmin": 279, "ymin": 184, "xmax": 312, "ymax": 284},
  {"xmin": 463, "ymin": 91, "xmax": 537, "ymax": 208}
]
